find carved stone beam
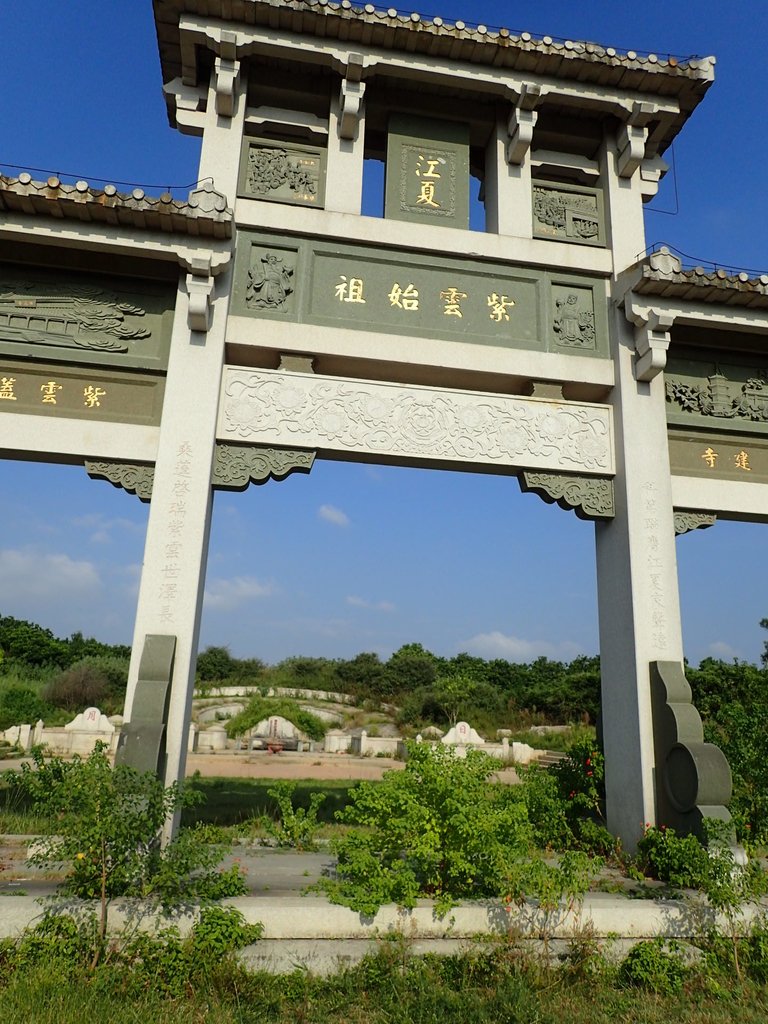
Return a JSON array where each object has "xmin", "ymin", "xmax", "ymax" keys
[
  {"xmin": 617, "ymin": 101, "xmax": 654, "ymax": 179},
  {"xmin": 85, "ymin": 461, "xmax": 155, "ymax": 503},
  {"xmin": 212, "ymin": 444, "xmax": 316, "ymax": 491},
  {"xmin": 163, "ymin": 78, "xmax": 207, "ymax": 134},
  {"xmin": 506, "ymin": 84, "xmax": 542, "ymax": 165},
  {"xmin": 338, "ymin": 52, "xmax": 367, "ymax": 140},
  {"xmin": 185, "ymin": 255, "xmax": 215, "ymax": 333},
  {"xmin": 626, "ymin": 300, "xmax": 675, "ymax": 382},
  {"xmin": 519, "ymin": 471, "xmax": 615, "ymax": 521},
  {"xmin": 214, "ymin": 32, "xmax": 241, "ymax": 118},
  {"xmin": 674, "ymin": 511, "xmax": 717, "ymax": 536},
  {"xmin": 650, "ymin": 661, "xmax": 733, "ymax": 840}
]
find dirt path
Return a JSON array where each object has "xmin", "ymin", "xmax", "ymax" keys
[{"xmin": 185, "ymin": 751, "xmax": 521, "ymax": 784}]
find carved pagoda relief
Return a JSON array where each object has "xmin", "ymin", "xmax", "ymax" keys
[
  {"xmin": 552, "ymin": 288, "xmax": 597, "ymax": 350},
  {"xmin": 666, "ymin": 366, "xmax": 768, "ymax": 424},
  {"xmin": 245, "ymin": 252, "xmax": 296, "ymax": 311},
  {"xmin": 532, "ymin": 182, "xmax": 605, "ymax": 246},
  {"xmin": 219, "ymin": 369, "xmax": 614, "ymax": 475},
  {"xmin": 238, "ymin": 139, "xmax": 325, "ymax": 208},
  {"xmin": 0, "ymin": 281, "xmax": 151, "ymax": 352}
]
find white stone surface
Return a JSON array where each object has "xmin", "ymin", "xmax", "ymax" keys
[
  {"xmin": 219, "ymin": 368, "xmax": 614, "ymax": 475},
  {"xmin": 441, "ymin": 722, "xmax": 485, "ymax": 746},
  {"xmin": 64, "ymin": 707, "xmax": 115, "ymax": 733}
]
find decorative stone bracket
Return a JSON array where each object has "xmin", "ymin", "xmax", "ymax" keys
[
  {"xmin": 85, "ymin": 445, "xmax": 316, "ymax": 501},
  {"xmin": 519, "ymin": 471, "xmax": 615, "ymax": 520},
  {"xmin": 649, "ymin": 661, "xmax": 733, "ymax": 839},
  {"xmin": 674, "ymin": 511, "xmax": 717, "ymax": 536},
  {"xmin": 617, "ymin": 101, "xmax": 654, "ymax": 178},
  {"xmin": 214, "ymin": 32, "xmax": 241, "ymax": 117},
  {"xmin": 506, "ymin": 84, "xmax": 542, "ymax": 165},
  {"xmin": 626, "ymin": 301, "xmax": 675, "ymax": 382},
  {"xmin": 338, "ymin": 53, "xmax": 366, "ymax": 140},
  {"xmin": 186, "ymin": 257, "xmax": 215, "ymax": 333}
]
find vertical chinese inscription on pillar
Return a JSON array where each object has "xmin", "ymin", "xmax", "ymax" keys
[
  {"xmin": 158, "ymin": 443, "xmax": 193, "ymax": 627},
  {"xmin": 642, "ymin": 481, "xmax": 668, "ymax": 651},
  {"xmin": 385, "ymin": 115, "xmax": 470, "ymax": 228}
]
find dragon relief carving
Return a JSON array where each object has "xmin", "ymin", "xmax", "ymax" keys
[
  {"xmin": 666, "ymin": 368, "xmax": 768, "ymax": 422},
  {"xmin": 553, "ymin": 293, "xmax": 596, "ymax": 348},
  {"xmin": 246, "ymin": 147, "xmax": 318, "ymax": 201},
  {"xmin": 0, "ymin": 282, "xmax": 151, "ymax": 352}
]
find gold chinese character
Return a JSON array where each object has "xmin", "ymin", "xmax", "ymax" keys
[
  {"xmin": 335, "ymin": 275, "xmax": 366, "ymax": 304},
  {"xmin": 388, "ymin": 283, "xmax": 420, "ymax": 311},
  {"xmin": 440, "ymin": 287, "xmax": 467, "ymax": 318},
  {"xmin": 40, "ymin": 381, "xmax": 62, "ymax": 404},
  {"xmin": 702, "ymin": 447, "xmax": 719, "ymax": 468},
  {"xmin": 83, "ymin": 386, "xmax": 106, "ymax": 408},
  {"xmin": 416, "ymin": 155, "xmax": 442, "ymax": 181},
  {"xmin": 0, "ymin": 377, "xmax": 17, "ymax": 401},
  {"xmin": 735, "ymin": 450, "xmax": 752, "ymax": 471},
  {"xmin": 487, "ymin": 293, "xmax": 516, "ymax": 322}
]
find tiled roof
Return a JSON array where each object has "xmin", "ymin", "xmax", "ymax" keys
[
  {"xmin": 633, "ymin": 248, "xmax": 768, "ymax": 310},
  {"xmin": 155, "ymin": 0, "xmax": 714, "ymax": 81},
  {"xmin": 0, "ymin": 175, "xmax": 232, "ymax": 239}
]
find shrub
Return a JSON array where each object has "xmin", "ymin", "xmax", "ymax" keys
[
  {"xmin": 262, "ymin": 780, "xmax": 326, "ymax": 850},
  {"xmin": 44, "ymin": 663, "xmax": 110, "ymax": 711},
  {"xmin": 225, "ymin": 696, "xmax": 326, "ymax": 741},
  {"xmin": 636, "ymin": 825, "xmax": 710, "ymax": 888},
  {"xmin": 318, "ymin": 742, "xmax": 535, "ymax": 915},
  {"xmin": 620, "ymin": 939, "xmax": 686, "ymax": 994}
]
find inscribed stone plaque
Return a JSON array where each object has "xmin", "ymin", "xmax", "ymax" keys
[
  {"xmin": 384, "ymin": 115, "xmax": 470, "ymax": 229},
  {"xmin": 232, "ymin": 230, "xmax": 610, "ymax": 358},
  {"xmin": 0, "ymin": 264, "xmax": 174, "ymax": 371},
  {"xmin": 532, "ymin": 180, "xmax": 605, "ymax": 247},
  {"xmin": 0, "ymin": 360, "xmax": 165, "ymax": 425},
  {"xmin": 238, "ymin": 138, "xmax": 326, "ymax": 208},
  {"xmin": 669, "ymin": 430, "xmax": 768, "ymax": 484}
]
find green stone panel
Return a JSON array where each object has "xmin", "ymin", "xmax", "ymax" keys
[
  {"xmin": 232, "ymin": 230, "xmax": 610, "ymax": 358},
  {"xmin": 385, "ymin": 115, "xmax": 470, "ymax": 229},
  {"xmin": 532, "ymin": 180, "xmax": 605, "ymax": 247},
  {"xmin": 669, "ymin": 429, "xmax": 768, "ymax": 483},
  {"xmin": 665, "ymin": 355, "xmax": 768, "ymax": 438},
  {"xmin": 238, "ymin": 137, "xmax": 326, "ymax": 208},
  {"xmin": 0, "ymin": 360, "xmax": 165, "ymax": 426},
  {"xmin": 0, "ymin": 264, "xmax": 174, "ymax": 372}
]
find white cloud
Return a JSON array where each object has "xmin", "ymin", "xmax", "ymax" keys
[
  {"xmin": 204, "ymin": 575, "xmax": 274, "ymax": 611},
  {"xmin": 0, "ymin": 548, "xmax": 100, "ymax": 601},
  {"xmin": 462, "ymin": 630, "xmax": 583, "ymax": 662},
  {"xmin": 346, "ymin": 595, "xmax": 396, "ymax": 612},
  {"xmin": 707, "ymin": 640, "xmax": 741, "ymax": 660},
  {"xmin": 71, "ymin": 513, "xmax": 143, "ymax": 544},
  {"xmin": 318, "ymin": 504, "xmax": 350, "ymax": 527}
]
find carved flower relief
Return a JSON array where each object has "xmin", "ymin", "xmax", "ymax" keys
[
  {"xmin": 572, "ymin": 428, "xmax": 609, "ymax": 469},
  {"xmin": 396, "ymin": 398, "xmax": 451, "ymax": 449},
  {"xmin": 537, "ymin": 412, "xmax": 568, "ymax": 441},
  {"xmin": 312, "ymin": 401, "xmax": 349, "ymax": 440}
]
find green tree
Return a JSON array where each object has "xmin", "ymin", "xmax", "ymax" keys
[
  {"xmin": 196, "ymin": 645, "xmax": 238, "ymax": 682},
  {"xmin": 385, "ymin": 643, "xmax": 441, "ymax": 696},
  {"xmin": 0, "ymin": 686, "xmax": 50, "ymax": 730},
  {"xmin": 760, "ymin": 618, "xmax": 768, "ymax": 667},
  {"xmin": 8, "ymin": 747, "xmax": 245, "ymax": 963},
  {"xmin": 433, "ymin": 672, "xmax": 478, "ymax": 727}
]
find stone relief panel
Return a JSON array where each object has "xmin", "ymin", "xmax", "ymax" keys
[
  {"xmin": 666, "ymin": 365, "xmax": 768, "ymax": 424},
  {"xmin": 552, "ymin": 287, "xmax": 597, "ymax": 350},
  {"xmin": 519, "ymin": 471, "xmax": 614, "ymax": 520},
  {"xmin": 238, "ymin": 139, "xmax": 325, "ymax": 208},
  {"xmin": 532, "ymin": 181, "xmax": 605, "ymax": 246},
  {"xmin": 245, "ymin": 251, "xmax": 296, "ymax": 312},
  {"xmin": 0, "ymin": 264, "xmax": 174, "ymax": 371},
  {"xmin": 219, "ymin": 369, "xmax": 614, "ymax": 475}
]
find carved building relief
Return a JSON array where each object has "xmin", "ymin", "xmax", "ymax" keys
[
  {"xmin": 238, "ymin": 139, "xmax": 325, "ymax": 207},
  {"xmin": 532, "ymin": 182, "xmax": 604, "ymax": 246},
  {"xmin": 219, "ymin": 369, "xmax": 614, "ymax": 475}
]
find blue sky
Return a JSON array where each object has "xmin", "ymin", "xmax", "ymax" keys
[{"xmin": 1, "ymin": 2, "xmax": 766, "ymax": 665}]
